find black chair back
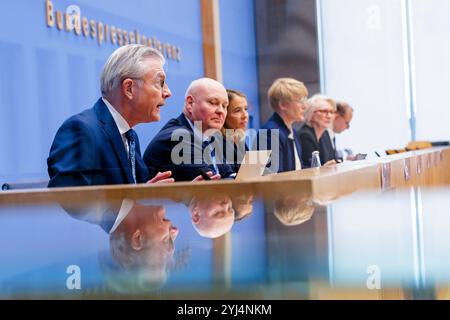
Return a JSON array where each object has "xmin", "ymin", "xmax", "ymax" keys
[{"xmin": 2, "ymin": 180, "xmax": 48, "ymax": 191}]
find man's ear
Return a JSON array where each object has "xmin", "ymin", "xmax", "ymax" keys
[
  {"xmin": 185, "ymin": 95, "xmax": 194, "ymax": 115},
  {"xmin": 191, "ymin": 207, "xmax": 200, "ymax": 224},
  {"xmin": 122, "ymin": 78, "xmax": 134, "ymax": 100},
  {"xmin": 131, "ymin": 229, "xmax": 143, "ymax": 250}
]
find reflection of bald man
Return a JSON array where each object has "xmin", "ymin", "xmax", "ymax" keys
[
  {"xmin": 188, "ymin": 195, "xmax": 235, "ymax": 239},
  {"xmin": 144, "ymin": 78, "xmax": 236, "ymax": 181},
  {"xmin": 62, "ymin": 198, "xmax": 179, "ymax": 293}
]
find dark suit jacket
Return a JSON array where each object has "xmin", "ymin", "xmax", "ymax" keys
[
  {"xmin": 257, "ymin": 112, "xmax": 305, "ymax": 173},
  {"xmin": 61, "ymin": 199, "xmax": 123, "ymax": 234},
  {"xmin": 298, "ymin": 124, "xmax": 336, "ymax": 167},
  {"xmin": 47, "ymin": 98, "xmax": 149, "ymax": 187},
  {"xmin": 143, "ymin": 113, "xmax": 235, "ymax": 181}
]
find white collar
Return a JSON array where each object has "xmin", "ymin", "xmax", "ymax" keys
[
  {"xmin": 327, "ymin": 128, "xmax": 335, "ymax": 139},
  {"xmin": 102, "ymin": 97, "xmax": 131, "ymax": 135},
  {"xmin": 109, "ymin": 199, "xmax": 135, "ymax": 234},
  {"xmin": 287, "ymin": 129, "xmax": 294, "ymax": 140}
]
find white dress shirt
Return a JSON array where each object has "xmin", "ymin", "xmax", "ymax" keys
[
  {"xmin": 288, "ymin": 130, "xmax": 302, "ymax": 170},
  {"xmin": 102, "ymin": 97, "xmax": 131, "ymax": 154},
  {"xmin": 109, "ymin": 199, "xmax": 135, "ymax": 234}
]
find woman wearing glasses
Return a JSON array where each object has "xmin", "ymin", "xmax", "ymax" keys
[{"xmin": 298, "ymin": 94, "xmax": 338, "ymax": 167}]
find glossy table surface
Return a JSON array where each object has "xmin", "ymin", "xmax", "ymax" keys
[
  {"xmin": 1, "ymin": 182, "xmax": 449, "ymax": 299},
  {"xmin": 1, "ymin": 147, "xmax": 449, "ymax": 299}
]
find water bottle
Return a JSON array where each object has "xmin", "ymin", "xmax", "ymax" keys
[{"xmin": 311, "ymin": 151, "xmax": 321, "ymax": 168}]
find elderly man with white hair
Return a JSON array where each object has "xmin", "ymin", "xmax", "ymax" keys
[
  {"xmin": 48, "ymin": 44, "xmax": 174, "ymax": 187},
  {"xmin": 298, "ymin": 94, "xmax": 338, "ymax": 167}
]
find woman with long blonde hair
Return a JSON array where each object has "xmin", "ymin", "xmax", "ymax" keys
[{"xmin": 221, "ymin": 89, "xmax": 249, "ymax": 172}]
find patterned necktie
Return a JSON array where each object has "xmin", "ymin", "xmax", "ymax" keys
[
  {"xmin": 125, "ymin": 129, "xmax": 137, "ymax": 184},
  {"xmin": 203, "ymin": 139, "xmax": 219, "ymax": 174},
  {"xmin": 333, "ymin": 136, "xmax": 343, "ymax": 160}
]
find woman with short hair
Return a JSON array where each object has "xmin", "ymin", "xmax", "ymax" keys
[{"xmin": 298, "ymin": 94, "xmax": 338, "ymax": 167}]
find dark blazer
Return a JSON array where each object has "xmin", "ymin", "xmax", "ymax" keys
[
  {"xmin": 256, "ymin": 112, "xmax": 305, "ymax": 173},
  {"xmin": 221, "ymin": 136, "xmax": 249, "ymax": 173},
  {"xmin": 47, "ymin": 98, "xmax": 149, "ymax": 187},
  {"xmin": 298, "ymin": 124, "xmax": 336, "ymax": 167},
  {"xmin": 143, "ymin": 113, "xmax": 235, "ymax": 181},
  {"xmin": 61, "ymin": 199, "xmax": 123, "ymax": 234}
]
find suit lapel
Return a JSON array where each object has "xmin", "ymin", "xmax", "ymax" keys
[
  {"xmin": 134, "ymin": 134, "xmax": 149, "ymax": 182},
  {"xmin": 94, "ymin": 98, "xmax": 134, "ymax": 184},
  {"xmin": 177, "ymin": 113, "xmax": 193, "ymax": 132}
]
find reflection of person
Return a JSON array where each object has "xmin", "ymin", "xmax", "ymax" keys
[
  {"xmin": 231, "ymin": 193, "xmax": 254, "ymax": 221},
  {"xmin": 144, "ymin": 78, "xmax": 235, "ymax": 181},
  {"xmin": 60, "ymin": 198, "xmax": 124, "ymax": 234},
  {"xmin": 273, "ymin": 195, "xmax": 315, "ymax": 226},
  {"xmin": 61, "ymin": 197, "xmax": 180, "ymax": 293},
  {"xmin": 257, "ymin": 78, "xmax": 308, "ymax": 173},
  {"xmin": 104, "ymin": 202, "xmax": 179, "ymax": 293},
  {"xmin": 187, "ymin": 195, "xmax": 235, "ymax": 238},
  {"xmin": 312, "ymin": 189, "xmax": 339, "ymax": 206},
  {"xmin": 47, "ymin": 44, "xmax": 173, "ymax": 187},
  {"xmin": 298, "ymin": 94, "xmax": 338, "ymax": 167},
  {"xmin": 222, "ymin": 89, "xmax": 249, "ymax": 172},
  {"xmin": 329, "ymin": 101, "xmax": 354, "ymax": 161}
]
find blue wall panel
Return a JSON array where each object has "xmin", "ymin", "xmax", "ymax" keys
[
  {"xmin": 0, "ymin": 0, "xmax": 203, "ymax": 183},
  {"xmin": 0, "ymin": 0, "xmax": 260, "ymax": 184},
  {"xmin": 220, "ymin": 0, "xmax": 260, "ymax": 129},
  {"xmin": 0, "ymin": 42, "xmax": 24, "ymax": 177}
]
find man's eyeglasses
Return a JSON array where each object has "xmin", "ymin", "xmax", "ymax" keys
[
  {"xmin": 128, "ymin": 77, "xmax": 166, "ymax": 92},
  {"xmin": 315, "ymin": 109, "xmax": 336, "ymax": 116}
]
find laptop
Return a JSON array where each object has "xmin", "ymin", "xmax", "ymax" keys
[{"xmin": 235, "ymin": 150, "xmax": 272, "ymax": 181}]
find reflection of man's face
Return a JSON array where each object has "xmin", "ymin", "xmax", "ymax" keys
[
  {"xmin": 138, "ymin": 205, "xmax": 179, "ymax": 251},
  {"xmin": 190, "ymin": 195, "xmax": 234, "ymax": 238},
  {"xmin": 108, "ymin": 203, "xmax": 179, "ymax": 291}
]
